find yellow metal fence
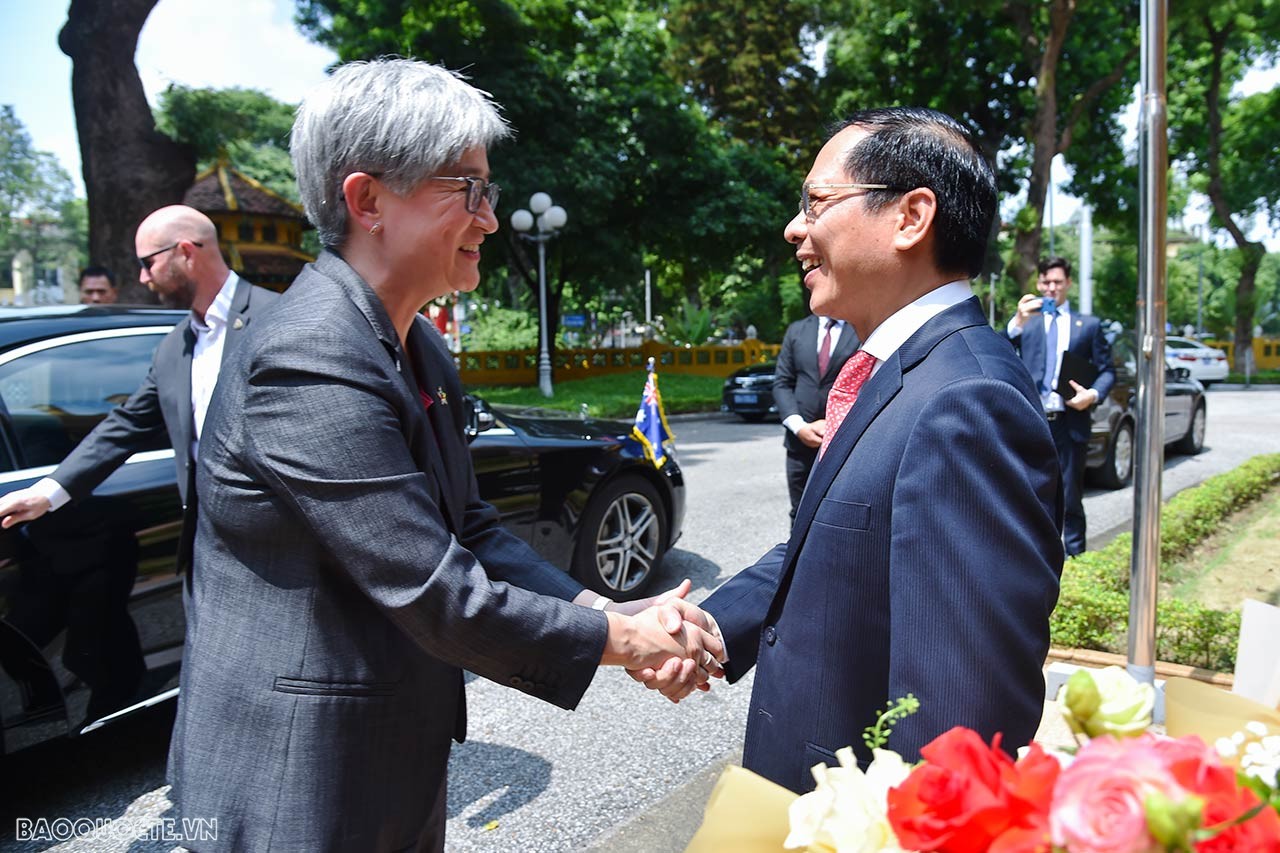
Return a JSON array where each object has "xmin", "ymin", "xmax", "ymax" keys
[
  {"xmin": 457, "ymin": 340, "xmax": 781, "ymax": 386},
  {"xmin": 1206, "ymin": 338, "xmax": 1280, "ymax": 372}
]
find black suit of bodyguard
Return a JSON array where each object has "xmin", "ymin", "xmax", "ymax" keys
[{"xmin": 773, "ymin": 314, "xmax": 859, "ymax": 519}]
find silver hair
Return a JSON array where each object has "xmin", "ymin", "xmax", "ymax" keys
[{"xmin": 290, "ymin": 58, "xmax": 512, "ymax": 248}]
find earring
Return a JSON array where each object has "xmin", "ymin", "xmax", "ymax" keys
[{"xmin": 369, "ymin": 222, "xmax": 383, "ymax": 236}]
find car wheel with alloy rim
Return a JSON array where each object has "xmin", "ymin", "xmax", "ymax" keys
[{"xmin": 572, "ymin": 474, "xmax": 667, "ymax": 600}]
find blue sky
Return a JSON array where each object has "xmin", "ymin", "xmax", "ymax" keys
[{"xmin": 0, "ymin": 0, "xmax": 336, "ymax": 193}]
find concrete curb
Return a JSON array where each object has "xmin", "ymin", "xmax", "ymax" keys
[{"xmin": 585, "ymin": 746, "xmax": 743, "ymax": 853}]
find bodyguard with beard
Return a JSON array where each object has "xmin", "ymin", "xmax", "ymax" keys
[{"xmin": 0, "ymin": 205, "xmax": 280, "ymax": 575}]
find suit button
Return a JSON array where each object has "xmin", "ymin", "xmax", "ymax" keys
[
  {"xmin": 509, "ymin": 676, "xmax": 523, "ymax": 687},
  {"xmin": 764, "ymin": 626, "xmax": 777, "ymax": 646}
]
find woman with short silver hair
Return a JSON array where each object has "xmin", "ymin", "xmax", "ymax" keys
[{"xmin": 167, "ymin": 58, "xmax": 723, "ymax": 853}]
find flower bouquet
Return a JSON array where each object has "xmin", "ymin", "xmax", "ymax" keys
[{"xmin": 685, "ymin": 669, "xmax": 1280, "ymax": 852}]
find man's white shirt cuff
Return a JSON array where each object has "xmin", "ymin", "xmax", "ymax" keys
[
  {"xmin": 782, "ymin": 414, "xmax": 806, "ymax": 435},
  {"xmin": 31, "ymin": 477, "xmax": 71, "ymax": 511}
]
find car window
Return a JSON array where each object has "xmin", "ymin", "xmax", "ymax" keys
[
  {"xmin": 1166, "ymin": 339, "xmax": 1196, "ymax": 350},
  {"xmin": 0, "ymin": 332, "xmax": 168, "ymax": 471}
]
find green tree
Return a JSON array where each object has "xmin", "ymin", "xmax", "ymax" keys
[
  {"xmin": 665, "ymin": 0, "xmax": 823, "ymax": 155},
  {"xmin": 294, "ymin": 0, "xmax": 797, "ymax": 360},
  {"xmin": 1168, "ymin": 0, "xmax": 1280, "ymax": 370},
  {"xmin": 0, "ymin": 106, "xmax": 87, "ymax": 296},
  {"xmin": 820, "ymin": 0, "xmax": 1140, "ymax": 300},
  {"xmin": 154, "ymin": 85, "xmax": 301, "ymax": 203}
]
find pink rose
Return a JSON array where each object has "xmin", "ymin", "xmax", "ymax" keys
[{"xmin": 1050, "ymin": 734, "xmax": 1184, "ymax": 853}]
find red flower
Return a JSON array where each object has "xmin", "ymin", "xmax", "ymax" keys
[
  {"xmin": 887, "ymin": 727, "xmax": 1060, "ymax": 853},
  {"xmin": 1152, "ymin": 736, "xmax": 1280, "ymax": 852}
]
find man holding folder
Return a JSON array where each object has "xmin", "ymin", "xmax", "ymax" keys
[{"xmin": 1008, "ymin": 256, "xmax": 1114, "ymax": 556}]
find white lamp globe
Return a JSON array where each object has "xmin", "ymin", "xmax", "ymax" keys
[
  {"xmin": 510, "ymin": 209, "xmax": 534, "ymax": 232},
  {"xmin": 529, "ymin": 192, "xmax": 552, "ymax": 214},
  {"xmin": 536, "ymin": 213, "xmax": 549, "ymax": 232},
  {"xmin": 544, "ymin": 205, "xmax": 568, "ymax": 230}
]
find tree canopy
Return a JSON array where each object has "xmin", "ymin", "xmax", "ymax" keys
[{"xmin": 0, "ymin": 106, "xmax": 86, "ymax": 298}]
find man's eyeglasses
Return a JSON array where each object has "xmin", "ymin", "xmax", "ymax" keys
[
  {"xmin": 137, "ymin": 241, "xmax": 202, "ymax": 271},
  {"xmin": 428, "ymin": 176, "xmax": 501, "ymax": 214},
  {"xmin": 799, "ymin": 183, "xmax": 893, "ymax": 220}
]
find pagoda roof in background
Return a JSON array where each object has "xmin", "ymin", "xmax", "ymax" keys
[{"xmin": 183, "ymin": 160, "xmax": 308, "ymax": 223}]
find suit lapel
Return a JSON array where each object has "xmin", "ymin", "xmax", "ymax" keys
[
  {"xmin": 403, "ymin": 322, "xmax": 465, "ymax": 534},
  {"xmin": 176, "ymin": 320, "xmax": 197, "ymax": 454},
  {"xmin": 221, "ymin": 278, "xmax": 254, "ymax": 363},
  {"xmin": 778, "ymin": 297, "xmax": 990, "ymax": 595}
]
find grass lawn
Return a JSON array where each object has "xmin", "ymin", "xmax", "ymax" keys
[
  {"xmin": 1163, "ymin": 485, "xmax": 1280, "ymax": 611},
  {"xmin": 470, "ymin": 372, "xmax": 727, "ymax": 420}
]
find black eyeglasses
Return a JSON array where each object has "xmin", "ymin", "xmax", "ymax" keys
[
  {"xmin": 137, "ymin": 241, "xmax": 202, "ymax": 271},
  {"xmin": 427, "ymin": 176, "xmax": 501, "ymax": 213}
]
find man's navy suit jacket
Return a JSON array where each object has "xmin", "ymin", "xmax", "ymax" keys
[
  {"xmin": 1011, "ymin": 310, "xmax": 1115, "ymax": 444},
  {"xmin": 49, "ymin": 277, "xmax": 280, "ymax": 570},
  {"xmin": 704, "ymin": 296, "xmax": 1064, "ymax": 794}
]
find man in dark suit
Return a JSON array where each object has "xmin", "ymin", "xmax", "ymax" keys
[
  {"xmin": 638, "ymin": 107, "xmax": 1063, "ymax": 794},
  {"xmin": 1007, "ymin": 256, "xmax": 1115, "ymax": 556},
  {"xmin": 0, "ymin": 205, "xmax": 280, "ymax": 576},
  {"xmin": 773, "ymin": 312, "xmax": 859, "ymax": 520}
]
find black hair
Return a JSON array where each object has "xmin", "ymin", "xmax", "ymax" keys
[
  {"xmin": 834, "ymin": 107, "xmax": 996, "ymax": 279},
  {"xmin": 79, "ymin": 265, "xmax": 117, "ymax": 287},
  {"xmin": 1038, "ymin": 256, "xmax": 1071, "ymax": 277}
]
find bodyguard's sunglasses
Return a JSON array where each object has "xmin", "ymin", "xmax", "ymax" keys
[{"xmin": 138, "ymin": 241, "xmax": 202, "ymax": 271}]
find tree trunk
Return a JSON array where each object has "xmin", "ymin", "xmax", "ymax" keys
[
  {"xmin": 1198, "ymin": 17, "xmax": 1267, "ymax": 373},
  {"xmin": 1232, "ymin": 245, "xmax": 1263, "ymax": 373},
  {"xmin": 59, "ymin": 0, "xmax": 195, "ymax": 303},
  {"xmin": 1003, "ymin": 0, "xmax": 1074, "ymax": 291}
]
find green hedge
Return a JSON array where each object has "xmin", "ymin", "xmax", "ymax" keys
[{"xmin": 1050, "ymin": 453, "xmax": 1280, "ymax": 671}]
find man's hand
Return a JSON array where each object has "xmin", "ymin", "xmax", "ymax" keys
[
  {"xmin": 796, "ymin": 419, "xmax": 825, "ymax": 449},
  {"xmin": 1065, "ymin": 380, "xmax": 1099, "ymax": 411},
  {"xmin": 1012, "ymin": 293, "xmax": 1043, "ymax": 329},
  {"xmin": 0, "ymin": 488, "xmax": 53, "ymax": 529},
  {"xmin": 601, "ymin": 606, "xmax": 725, "ymax": 677}
]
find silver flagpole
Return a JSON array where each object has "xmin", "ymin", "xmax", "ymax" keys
[{"xmin": 1129, "ymin": 0, "xmax": 1169, "ymax": 691}]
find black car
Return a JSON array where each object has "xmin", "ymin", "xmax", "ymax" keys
[
  {"xmin": 0, "ymin": 306, "xmax": 683, "ymax": 755},
  {"xmin": 721, "ymin": 362, "xmax": 779, "ymax": 421},
  {"xmin": 1086, "ymin": 330, "xmax": 1207, "ymax": 489},
  {"xmin": 719, "ymin": 335, "xmax": 1204, "ymax": 490}
]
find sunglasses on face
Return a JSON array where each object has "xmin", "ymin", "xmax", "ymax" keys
[{"xmin": 137, "ymin": 241, "xmax": 202, "ymax": 271}]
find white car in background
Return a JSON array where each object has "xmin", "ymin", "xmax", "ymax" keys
[{"xmin": 1165, "ymin": 335, "xmax": 1229, "ymax": 386}]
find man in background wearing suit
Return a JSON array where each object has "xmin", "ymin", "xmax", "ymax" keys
[
  {"xmin": 773, "ymin": 312, "xmax": 858, "ymax": 521},
  {"xmin": 0, "ymin": 204, "xmax": 280, "ymax": 576},
  {"xmin": 1007, "ymin": 256, "xmax": 1114, "ymax": 556},
  {"xmin": 637, "ymin": 107, "xmax": 1063, "ymax": 793}
]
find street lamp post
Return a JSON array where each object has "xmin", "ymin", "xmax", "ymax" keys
[{"xmin": 511, "ymin": 192, "xmax": 568, "ymax": 397}]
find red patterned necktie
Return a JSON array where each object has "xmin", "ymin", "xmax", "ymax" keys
[
  {"xmin": 819, "ymin": 349, "xmax": 877, "ymax": 458},
  {"xmin": 817, "ymin": 319, "xmax": 834, "ymax": 376}
]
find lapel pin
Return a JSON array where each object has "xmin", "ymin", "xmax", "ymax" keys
[
  {"xmin": 437, "ymin": 387, "xmax": 449, "ymax": 405},
  {"xmin": 233, "ymin": 318, "xmax": 245, "ymax": 330}
]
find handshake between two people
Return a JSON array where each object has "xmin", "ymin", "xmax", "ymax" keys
[{"xmin": 596, "ymin": 578, "xmax": 727, "ymax": 704}]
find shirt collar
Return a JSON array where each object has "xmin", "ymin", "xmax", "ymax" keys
[
  {"xmin": 861, "ymin": 280, "xmax": 973, "ymax": 363},
  {"xmin": 191, "ymin": 271, "xmax": 239, "ymax": 333}
]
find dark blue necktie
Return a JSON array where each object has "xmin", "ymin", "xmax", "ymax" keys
[{"xmin": 1041, "ymin": 312, "xmax": 1059, "ymax": 398}]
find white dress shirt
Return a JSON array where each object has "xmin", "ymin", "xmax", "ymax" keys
[
  {"xmin": 783, "ymin": 316, "xmax": 846, "ymax": 435},
  {"xmin": 32, "ymin": 271, "xmax": 240, "ymax": 511},
  {"xmin": 1007, "ymin": 302, "xmax": 1074, "ymax": 412},
  {"xmin": 860, "ymin": 280, "xmax": 976, "ymax": 376},
  {"xmin": 189, "ymin": 271, "xmax": 239, "ymax": 458}
]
